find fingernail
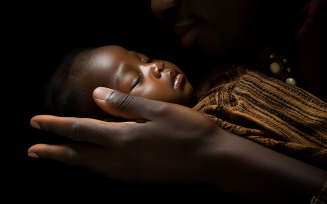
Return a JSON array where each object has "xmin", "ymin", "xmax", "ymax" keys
[
  {"xmin": 93, "ymin": 87, "xmax": 111, "ymax": 101},
  {"xmin": 28, "ymin": 152, "xmax": 40, "ymax": 159},
  {"xmin": 30, "ymin": 120, "xmax": 41, "ymax": 129}
]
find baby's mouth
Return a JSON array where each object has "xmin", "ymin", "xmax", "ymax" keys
[{"xmin": 165, "ymin": 69, "xmax": 185, "ymax": 90}]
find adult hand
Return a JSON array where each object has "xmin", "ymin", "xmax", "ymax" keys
[
  {"xmin": 28, "ymin": 87, "xmax": 327, "ymax": 203},
  {"xmin": 28, "ymin": 87, "xmax": 222, "ymax": 184}
]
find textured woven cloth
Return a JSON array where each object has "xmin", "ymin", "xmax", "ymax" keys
[{"xmin": 193, "ymin": 66, "xmax": 327, "ymax": 170}]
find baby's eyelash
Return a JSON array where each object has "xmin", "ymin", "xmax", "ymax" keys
[
  {"xmin": 137, "ymin": 73, "xmax": 143, "ymax": 85},
  {"xmin": 133, "ymin": 73, "xmax": 143, "ymax": 89}
]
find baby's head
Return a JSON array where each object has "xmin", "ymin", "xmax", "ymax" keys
[{"xmin": 45, "ymin": 45, "xmax": 194, "ymax": 119}]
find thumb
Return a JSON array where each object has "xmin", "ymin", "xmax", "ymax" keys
[{"xmin": 93, "ymin": 87, "xmax": 170, "ymax": 121}]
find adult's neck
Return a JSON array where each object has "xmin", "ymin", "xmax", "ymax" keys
[{"xmin": 210, "ymin": 0, "xmax": 310, "ymax": 65}]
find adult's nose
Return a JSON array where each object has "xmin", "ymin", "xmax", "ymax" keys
[{"xmin": 151, "ymin": 0, "xmax": 179, "ymax": 20}]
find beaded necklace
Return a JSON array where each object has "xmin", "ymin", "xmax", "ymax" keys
[{"xmin": 254, "ymin": 46, "xmax": 297, "ymax": 86}]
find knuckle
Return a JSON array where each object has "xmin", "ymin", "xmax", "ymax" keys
[
  {"xmin": 107, "ymin": 91, "xmax": 135, "ymax": 112},
  {"xmin": 71, "ymin": 120, "xmax": 86, "ymax": 141},
  {"xmin": 115, "ymin": 124, "xmax": 139, "ymax": 148},
  {"xmin": 154, "ymin": 101, "xmax": 170, "ymax": 114},
  {"xmin": 63, "ymin": 147, "xmax": 80, "ymax": 166},
  {"xmin": 146, "ymin": 100, "xmax": 171, "ymax": 118}
]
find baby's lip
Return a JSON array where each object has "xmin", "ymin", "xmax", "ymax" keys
[{"xmin": 165, "ymin": 69, "xmax": 178, "ymax": 87}]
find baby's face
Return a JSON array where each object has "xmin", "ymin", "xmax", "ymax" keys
[{"xmin": 80, "ymin": 45, "xmax": 194, "ymax": 106}]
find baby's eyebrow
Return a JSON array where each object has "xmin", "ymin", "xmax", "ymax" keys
[
  {"xmin": 129, "ymin": 51, "xmax": 142, "ymax": 60},
  {"xmin": 115, "ymin": 62, "xmax": 136, "ymax": 93},
  {"xmin": 129, "ymin": 51, "xmax": 138, "ymax": 56}
]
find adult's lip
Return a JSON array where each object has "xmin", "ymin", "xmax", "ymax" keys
[
  {"xmin": 172, "ymin": 18, "xmax": 196, "ymax": 36},
  {"xmin": 172, "ymin": 18, "xmax": 199, "ymax": 48}
]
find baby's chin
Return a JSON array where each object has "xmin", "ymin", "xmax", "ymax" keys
[
  {"xmin": 182, "ymin": 84, "xmax": 195, "ymax": 105},
  {"xmin": 176, "ymin": 92, "xmax": 195, "ymax": 107}
]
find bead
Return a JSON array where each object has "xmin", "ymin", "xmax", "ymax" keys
[
  {"xmin": 269, "ymin": 54, "xmax": 274, "ymax": 59},
  {"xmin": 283, "ymin": 58, "xmax": 287, "ymax": 63},
  {"xmin": 270, "ymin": 62, "xmax": 281, "ymax": 74},
  {"xmin": 287, "ymin": 67, "xmax": 291, "ymax": 73},
  {"xmin": 285, "ymin": 78, "xmax": 297, "ymax": 86}
]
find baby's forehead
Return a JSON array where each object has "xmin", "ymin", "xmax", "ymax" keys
[
  {"xmin": 84, "ymin": 47, "xmax": 119, "ymax": 67},
  {"xmin": 95, "ymin": 45, "xmax": 127, "ymax": 54},
  {"xmin": 87, "ymin": 45, "xmax": 127, "ymax": 62},
  {"xmin": 78, "ymin": 46, "xmax": 127, "ymax": 82}
]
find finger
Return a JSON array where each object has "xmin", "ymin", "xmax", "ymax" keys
[
  {"xmin": 93, "ymin": 87, "xmax": 212, "ymax": 127},
  {"xmin": 28, "ymin": 143, "xmax": 82, "ymax": 165},
  {"xmin": 93, "ymin": 87, "xmax": 176, "ymax": 121},
  {"xmin": 30, "ymin": 115, "xmax": 139, "ymax": 146},
  {"xmin": 27, "ymin": 143, "xmax": 107, "ymax": 173},
  {"xmin": 27, "ymin": 143, "xmax": 141, "ymax": 182}
]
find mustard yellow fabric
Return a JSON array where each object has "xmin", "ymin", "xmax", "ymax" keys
[{"xmin": 193, "ymin": 66, "xmax": 327, "ymax": 169}]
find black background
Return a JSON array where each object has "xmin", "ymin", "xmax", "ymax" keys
[{"xmin": 4, "ymin": 1, "xmax": 246, "ymax": 202}]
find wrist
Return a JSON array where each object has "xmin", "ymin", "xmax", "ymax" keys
[
  {"xmin": 195, "ymin": 128, "xmax": 236, "ymax": 188},
  {"xmin": 197, "ymin": 128, "xmax": 327, "ymax": 203},
  {"xmin": 311, "ymin": 175, "xmax": 327, "ymax": 204}
]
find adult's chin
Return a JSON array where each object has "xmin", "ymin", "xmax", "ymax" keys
[
  {"xmin": 194, "ymin": 27, "xmax": 230, "ymax": 57},
  {"xmin": 196, "ymin": 27, "xmax": 253, "ymax": 59}
]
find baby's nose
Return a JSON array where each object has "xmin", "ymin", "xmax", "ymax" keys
[{"xmin": 150, "ymin": 62, "xmax": 164, "ymax": 78}]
